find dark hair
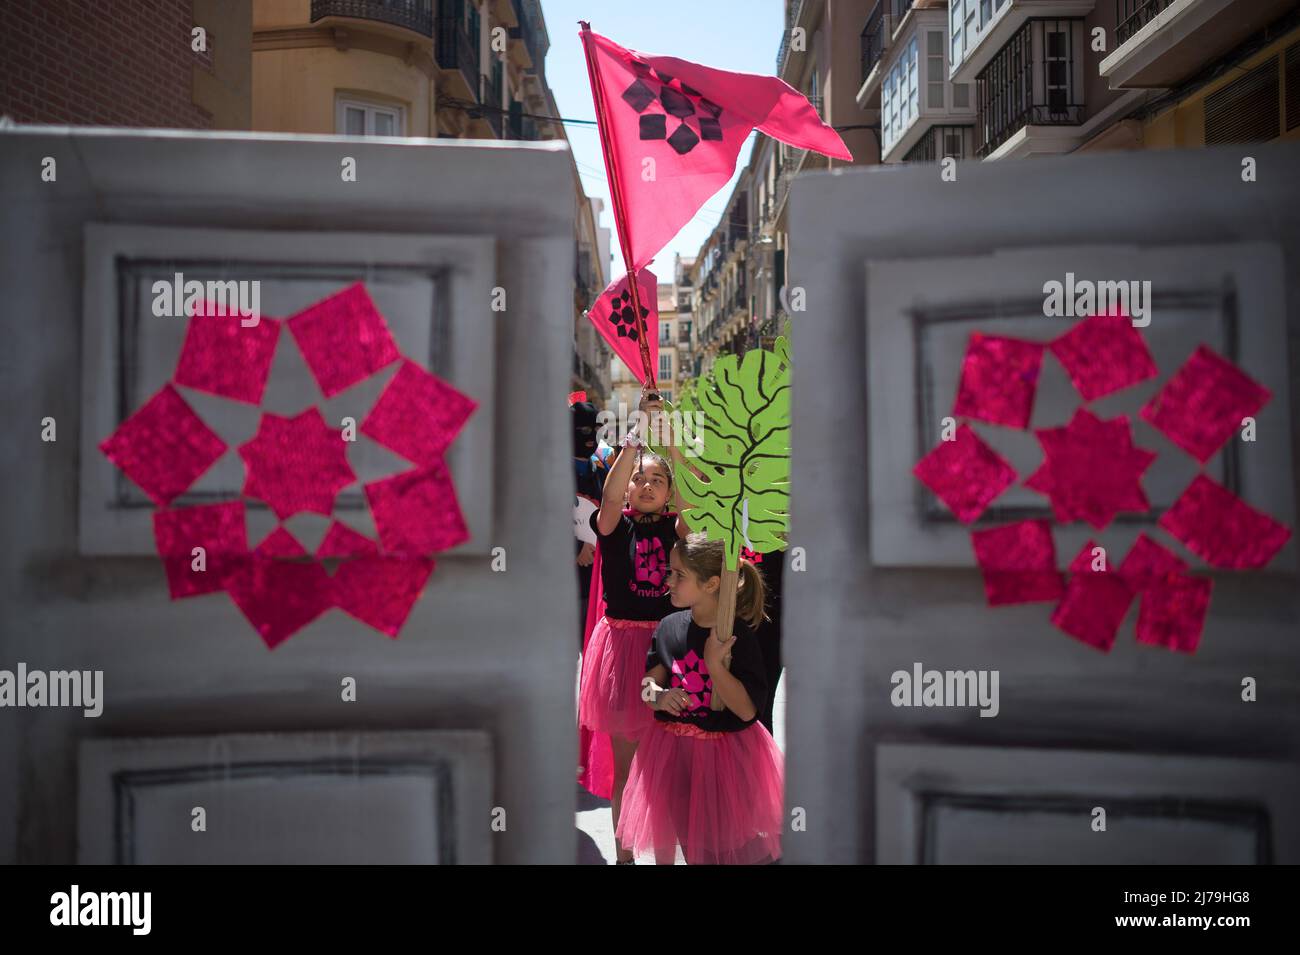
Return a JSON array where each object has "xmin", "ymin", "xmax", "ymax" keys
[
  {"xmin": 632, "ymin": 450, "xmax": 674, "ymax": 490},
  {"xmin": 672, "ymin": 533, "xmax": 768, "ymax": 629}
]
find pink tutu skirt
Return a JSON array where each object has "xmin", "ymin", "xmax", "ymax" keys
[
  {"xmin": 617, "ymin": 720, "xmax": 784, "ymax": 865},
  {"xmin": 578, "ymin": 616, "xmax": 658, "ymax": 739}
]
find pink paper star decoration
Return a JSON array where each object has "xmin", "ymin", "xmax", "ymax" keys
[
  {"xmin": 1024, "ymin": 408, "xmax": 1156, "ymax": 529},
  {"xmin": 174, "ymin": 301, "xmax": 281, "ymax": 404},
  {"xmin": 1048, "ymin": 311, "xmax": 1157, "ymax": 402},
  {"xmin": 99, "ymin": 282, "xmax": 477, "ymax": 648},
  {"xmin": 238, "ymin": 408, "xmax": 357, "ymax": 520},
  {"xmin": 287, "ymin": 282, "xmax": 401, "ymax": 398},
  {"xmin": 970, "ymin": 520, "xmax": 1064, "ymax": 606},
  {"xmin": 1050, "ymin": 540, "xmax": 1134, "ymax": 653},
  {"xmin": 913, "ymin": 424, "xmax": 1017, "ymax": 524},
  {"xmin": 1159, "ymin": 474, "xmax": 1291, "ymax": 569},
  {"xmin": 913, "ymin": 313, "xmax": 1291, "ymax": 656},
  {"xmin": 1140, "ymin": 345, "xmax": 1271, "ymax": 463},
  {"xmin": 98, "ymin": 384, "xmax": 227, "ymax": 506},
  {"xmin": 952, "ymin": 333, "xmax": 1045, "ymax": 430}
]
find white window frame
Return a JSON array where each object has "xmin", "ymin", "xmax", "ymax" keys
[
  {"xmin": 336, "ymin": 96, "xmax": 406, "ymax": 137},
  {"xmin": 658, "ymin": 353, "xmax": 673, "ymax": 382},
  {"xmin": 927, "ymin": 30, "xmax": 945, "ymax": 110}
]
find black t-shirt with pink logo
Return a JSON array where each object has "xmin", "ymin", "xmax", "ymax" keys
[
  {"xmin": 645, "ymin": 610, "xmax": 768, "ymax": 733},
  {"xmin": 590, "ymin": 509, "xmax": 679, "ymax": 621}
]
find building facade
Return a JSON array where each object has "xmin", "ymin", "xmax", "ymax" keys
[
  {"xmin": 687, "ymin": 0, "xmax": 882, "ymax": 379},
  {"xmin": 0, "ymin": 0, "xmax": 252, "ymax": 129},
  {"xmin": 252, "ymin": 0, "xmax": 611, "ymax": 402},
  {"xmin": 859, "ymin": 0, "xmax": 1300, "ymax": 165}
]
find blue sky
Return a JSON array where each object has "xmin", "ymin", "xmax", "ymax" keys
[{"xmin": 538, "ymin": 0, "xmax": 783, "ymax": 276}]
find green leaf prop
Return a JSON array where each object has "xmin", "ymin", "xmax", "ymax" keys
[{"xmin": 667, "ymin": 338, "xmax": 791, "ymax": 570}]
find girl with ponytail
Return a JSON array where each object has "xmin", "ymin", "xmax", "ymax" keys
[{"xmin": 615, "ymin": 533, "xmax": 784, "ymax": 865}]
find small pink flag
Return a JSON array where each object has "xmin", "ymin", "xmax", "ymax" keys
[{"xmin": 587, "ymin": 267, "xmax": 659, "ymax": 382}]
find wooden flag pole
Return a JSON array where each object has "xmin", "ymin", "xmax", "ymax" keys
[
  {"xmin": 578, "ymin": 20, "xmax": 656, "ymax": 390},
  {"xmin": 709, "ymin": 565, "xmax": 738, "ymax": 711}
]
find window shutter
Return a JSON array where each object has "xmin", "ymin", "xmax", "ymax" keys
[
  {"xmin": 1286, "ymin": 41, "xmax": 1300, "ymax": 132},
  {"xmin": 1205, "ymin": 56, "xmax": 1280, "ymax": 145}
]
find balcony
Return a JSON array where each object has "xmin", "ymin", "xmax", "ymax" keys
[
  {"xmin": 510, "ymin": 0, "xmax": 546, "ymax": 78},
  {"xmin": 311, "ymin": 0, "xmax": 434, "ymax": 37},
  {"xmin": 477, "ymin": 66, "xmax": 503, "ymax": 136},
  {"xmin": 949, "ymin": 0, "xmax": 1096, "ymax": 84},
  {"xmin": 975, "ymin": 18, "xmax": 1086, "ymax": 158},
  {"xmin": 776, "ymin": 0, "xmax": 808, "ymax": 78},
  {"xmin": 505, "ymin": 101, "xmax": 524, "ymax": 139},
  {"xmin": 1100, "ymin": 0, "xmax": 1296, "ymax": 89},
  {"xmin": 904, "ymin": 124, "xmax": 976, "ymax": 162},
  {"xmin": 858, "ymin": 3, "xmax": 891, "ymax": 108},
  {"xmin": 435, "ymin": 5, "xmax": 479, "ymax": 101}
]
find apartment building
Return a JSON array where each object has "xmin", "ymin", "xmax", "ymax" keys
[
  {"xmin": 861, "ymin": 0, "xmax": 1300, "ymax": 163},
  {"xmin": 689, "ymin": 0, "xmax": 881, "ymax": 379},
  {"xmin": 253, "ymin": 0, "xmax": 611, "ymax": 401}
]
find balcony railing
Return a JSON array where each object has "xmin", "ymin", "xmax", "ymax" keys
[
  {"xmin": 1116, "ymin": 0, "xmax": 1175, "ymax": 47},
  {"xmin": 312, "ymin": 0, "xmax": 434, "ymax": 36},
  {"xmin": 776, "ymin": 0, "xmax": 806, "ymax": 76},
  {"xmin": 975, "ymin": 19, "xmax": 1085, "ymax": 157},
  {"xmin": 480, "ymin": 64, "xmax": 503, "ymax": 136},
  {"xmin": 904, "ymin": 124, "xmax": 976, "ymax": 162},
  {"xmin": 861, "ymin": 3, "xmax": 888, "ymax": 84},
  {"xmin": 435, "ymin": 6, "xmax": 478, "ymax": 92},
  {"xmin": 510, "ymin": 0, "xmax": 545, "ymax": 77},
  {"xmin": 506, "ymin": 101, "xmax": 525, "ymax": 139},
  {"xmin": 572, "ymin": 351, "xmax": 599, "ymax": 386}
]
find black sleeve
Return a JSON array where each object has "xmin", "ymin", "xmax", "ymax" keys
[
  {"xmin": 646, "ymin": 622, "xmax": 666, "ymax": 674},
  {"xmin": 590, "ymin": 507, "xmax": 627, "ymax": 541},
  {"xmin": 726, "ymin": 626, "xmax": 768, "ymax": 723}
]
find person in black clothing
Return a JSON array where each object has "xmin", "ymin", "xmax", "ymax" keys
[
  {"xmin": 576, "ymin": 388, "xmax": 689, "ymax": 863},
  {"xmin": 571, "ymin": 396, "xmax": 611, "ymax": 645},
  {"xmin": 743, "ymin": 546, "xmax": 785, "ymax": 735},
  {"xmin": 615, "ymin": 533, "xmax": 784, "ymax": 865}
]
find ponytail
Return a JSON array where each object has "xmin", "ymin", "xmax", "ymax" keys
[
  {"xmin": 736, "ymin": 558, "xmax": 768, "ymax": 629},
  {"xmin": 673, "ymin": 533, "xmax": 770, "ymax": 629}
]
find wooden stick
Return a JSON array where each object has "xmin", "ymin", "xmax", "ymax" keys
[{"xmin": 710, "ymin": 565, "xmax": 738, "ymax": 711}]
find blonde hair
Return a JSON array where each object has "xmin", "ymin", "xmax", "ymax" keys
[{"xmin": 672, "ymin": 533, "xmax": 768, "ymax": 629}]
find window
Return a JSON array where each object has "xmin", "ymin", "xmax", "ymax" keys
[
  {"xmin": 1044, "ymin": 26, "xmax": 1069, "ymax": 115},
  {"xmin": 337, "ymin": 97, "xmax": 404, "ymax": 136},
  {"xmin": 909, "ymin": 37, "xmax": 919, "ymax": 118},
  {"xmin": 927, "ymin": 32, "xmax": 945, "ymax": 109},
  {"xmin": 659, "ymin": 354, "xmax": 673, "ymax": 381},
  {"xmin": 660, "ymin": 323, "xmax": 672, "ymax": 345},
  {"xmin": 661, "ymin": 390, "xmax": 672, "ymax": 403},
  {"xmin": 882, "ymin": 37, "xmax": 919, "ymax": 152},
  {"xmin": 951, "ymin": 2, "xmax": 963, "ymax": 67}
]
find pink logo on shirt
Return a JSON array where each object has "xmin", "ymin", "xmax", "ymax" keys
[
  {"xmin": 671, "ymin": 649, "xmax": 712, "ymax": 710},
  {"xmin": 629, "ymin": 535, "xmax": 668, "ymax": 596}
]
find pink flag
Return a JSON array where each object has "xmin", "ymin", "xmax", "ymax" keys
[
  {"xmin": 586, "ymin": 267, "xmax": 659, "ymax": 381},
  {"xmin": 581, "ymin": 25, "xmax": 851, "ymax": 273}
]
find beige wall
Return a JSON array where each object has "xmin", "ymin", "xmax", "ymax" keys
[
  {"xmin": 194, "ymin": 0, "xmax": 254, "ymax": 129},
  {"xmin": 254, "ymin": 41, "xmax": 434, "ymax": 135},
  {"xmin": 1143, "ymin": 25, "xmax": 1300, "ymax": 150}
]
